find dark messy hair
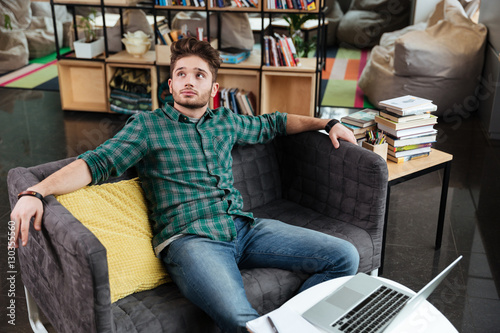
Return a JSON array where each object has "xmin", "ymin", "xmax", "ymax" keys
[{"xmin": 170, "ymin": 37, "xmax": 221, "ymax": 83}]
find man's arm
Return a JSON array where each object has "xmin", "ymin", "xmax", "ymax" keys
[
  {"xmin": 9, "ymin": 159, "xmax": 92, "ymax": 248},
  {"xmin": 286, "ymin": 114, "xmax": 357, "ymax": 148}
]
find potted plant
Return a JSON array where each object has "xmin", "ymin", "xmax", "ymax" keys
[
  {"xmin": 283, "ymin": 13, "xmax": 317, "ymax": 58},
  {"xmin": 73, "ymin": 9, "xmax": 105, "ymax": 59}
]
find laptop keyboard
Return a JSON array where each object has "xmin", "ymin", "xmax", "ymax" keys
[{"xmin": 331, "ymin": 286, "xmax": 410, "ymax": 333}]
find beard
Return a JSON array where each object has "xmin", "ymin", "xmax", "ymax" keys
[{"xmin": 171, "ymin": 87, "xmax": 212, "ymax": 110}]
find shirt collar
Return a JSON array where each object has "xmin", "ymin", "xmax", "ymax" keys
[{"xmin": 162, "ymin": 103, "xmax": 214, "ymax": 122}]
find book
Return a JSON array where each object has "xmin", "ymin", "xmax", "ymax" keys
[
  {"xmin": 341, "ymin": 109, "xmax": 379, "ymax": 128},
  {"xmin": 286, "ymin": 36, "xmax": 301, "ymax": 66},
  {"xmin": 388, "ymin": 143, "xmax": 433, "ymax": 152},
  {"xmin": 220, "ymin": 88, "xmax": 229, "ymax": 108},
  {"xmin": 379, "ymin": 95, "xmax": 433, "ymax": 111},
  {"xmin": 220, "ymin": 50, "xmax": 251, "ymax": 64},
  {"xmin": 342, "ymin": 123, "xmax": 377, "ymax": 136},
  {"xmin": 229, "ymin": 88, "xmax": 240, "ymax": 114},
  {"xmin": 264, "ymin": 35, "xmax": 300, "ymax": 67},
  {"xmin": 246, "ymin": 91, "xmax": 257, "ymax": 115},
  {"xmin": 384, "ymin": 132, "xmax": 437, "ymax": 147},
  {"xmin": 384, "ymin": 103, "xmax": 438, "ymax": 116},
  {"xmin": 377, "ymin": 123, "xmax": 436, "ymax": 138},
  {"xmin": 306, "ymin": 0, "xmax": 316, "ymax": 10},
  {"xmin": 263, "ymin": 37, "xmax": 271, "ymax": 66},
  {"xmin": 236, "ymin": 90, "xmax": 251, "ymax": 115},
  {"xmin": 213, "ymin": 90, "xmax": 221, "ymax": 109},
  {"xmin": 379, "ymin": 110, "xmax": 431, "ymax": 123},
  {"xmin": 387, "ymin": 151, "xmax": 430, "ymax": 163},
  {"xmin": 375, "ymin": 115, "xmax": 438, "ymax": 130},
  {"xmin": 156, "ymin": 28, "xmax": 168, "ymax": 45},
  {"xmin": 387, "ymin": 146, "xmax": 431, "ymax": 158},
  {"xmin": 241, "ymin": 90, "xmax": 256, "ymax": 116}
]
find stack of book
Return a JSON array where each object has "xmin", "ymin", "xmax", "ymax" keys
[
  {"xmin": 212, "ymin": 0, "xmax": 258, "ymax": 7},
  {"xmin": 156, "ymin": 0, "xmax": 206, "ymax": 6},
  {"xmin": 213, "ymin": 87, "xmax": 256, "ymax": 116},
  {"xmin": 263, "ymin": 34, "xmax": 301, "ymax": 67},
  {"xmin": 375, "ymin": 95, "xmax": 438, "ymax": 163},
  {"xmin": 267, "ymin": 0, "xmax": 316, "ymax": 10},
  {"xmin": 340, "ymin": 109, "xmax": 379, "ymax": 144}
]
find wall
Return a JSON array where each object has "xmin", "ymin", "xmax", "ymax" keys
[{"xmin": 478, "ymin": 0, "xmax": 500, "ymax": 139}]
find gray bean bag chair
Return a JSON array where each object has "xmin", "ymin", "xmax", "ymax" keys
[
  {"xmin": 358, "ymin": 0, "xmax": 487, "ymax": 116},
  {"xmin": 336, "ymin": 0, "xmax": 412, "ymax": 48}
]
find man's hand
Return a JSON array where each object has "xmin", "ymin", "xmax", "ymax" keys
[
  {"xmin": 9, "ymin": 196, "xmax": 44, "ymax": 248},
  {"xmin": 329, "ymin": 123, "xmax": 357, "ymax": 149},
  {"xmin": 7, "ymin": 159, "xmax": 93, "ymax": 249}
]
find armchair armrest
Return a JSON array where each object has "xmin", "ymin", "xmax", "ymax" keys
[
  {"xmin": 276, "ymin": 131, "xmax": 388, "ymax": 270},
  {"xmin": 7, "ymin": 158, "xmax": 113, "ymax": 333}
]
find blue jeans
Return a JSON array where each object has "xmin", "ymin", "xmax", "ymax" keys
[{"xmin": 161, "ymin": 217, "xmax": 359, "ymax": 333}]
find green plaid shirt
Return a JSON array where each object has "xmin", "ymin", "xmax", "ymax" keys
[{"xmin": 79, "ymin": 104, "xmax": 287, "ymax": 254}]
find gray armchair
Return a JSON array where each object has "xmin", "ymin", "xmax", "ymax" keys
[{"xmin": 7, "ymin": 131, "xmax": 388, "ymax": 333}]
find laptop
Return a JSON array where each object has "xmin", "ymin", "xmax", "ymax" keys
[{"xmin": 302, "ymin": 256, "xmax": 462, "ymax": 333}]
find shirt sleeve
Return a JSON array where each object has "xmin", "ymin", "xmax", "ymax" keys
[
  {"xmin": 77, "ymin": 114, "xmax": 148, "ymax": 184},
  {"xmin": 233, "ymin": 111, "xmax": 288, "ymax": 146}
]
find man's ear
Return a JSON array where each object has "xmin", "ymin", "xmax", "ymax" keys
[
  {"xmin": 211, "ymin": 82, "xmax": 219, "ymax": 98},
  {"xmin": 168, "ymin": 78, "xmax": 172, "ymax": 93}
]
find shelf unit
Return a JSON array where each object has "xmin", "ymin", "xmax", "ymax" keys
[
  {"xmin": 58, "ymin": 59, "xmax": 108, "ymax": 112},
  {"xmin": 49, "ymin": 0, "xmax": 326, "ymax": 116}
]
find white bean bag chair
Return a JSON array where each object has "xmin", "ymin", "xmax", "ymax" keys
[
  {"xmin": 358, "ymin": 0, "xmax": 487, "ymax": 116},
  {"xmin": 0, "ymin": 0, "xmax": 31, "ymax": 73}
]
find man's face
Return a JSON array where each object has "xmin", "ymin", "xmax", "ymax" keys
[{"xmin": 168, "ymin": 55, "xmax": 218, "ymax": 111}]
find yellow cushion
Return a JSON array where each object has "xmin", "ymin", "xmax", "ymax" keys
[{"xmin": 56, "ymin": 178, "xmax": 170, "ymax": 303}]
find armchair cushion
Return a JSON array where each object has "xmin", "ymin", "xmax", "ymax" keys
[{"xmin": 56, "ymin": 178, "xmax": 170, "ymax": 303}]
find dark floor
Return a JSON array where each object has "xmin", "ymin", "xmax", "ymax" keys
[{"xmin": 1, "ymin": 88, "xmax": 499, "ymax": 332}]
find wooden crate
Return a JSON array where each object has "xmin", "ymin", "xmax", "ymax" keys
[
  {"xmin": 106, "ymin": 62, "xmax": 158, "ymax": 112},
  {"xmin": 58, "ymin": 59, "xmax": 108, "ymax": 112},
  {"xmin": 261, "ymin": 70, "xmax": 315, "ymax": 117}
]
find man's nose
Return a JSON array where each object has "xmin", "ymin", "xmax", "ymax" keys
[{"xmin": 184, "ymin": 74, "xmax": 195, "ymax": 86}]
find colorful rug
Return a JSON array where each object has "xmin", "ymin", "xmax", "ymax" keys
[
  {"xmin": 0, "ymin": 47, "xmax": 70, "ymax": 91},
  {"xmin": 320, "ymin": 47, "xmax": 374, "ymax": 108}
]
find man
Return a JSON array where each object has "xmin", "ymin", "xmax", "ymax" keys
[{"xmin": 10, "ymin": 37, "xmax": 359, "ymax": 332}]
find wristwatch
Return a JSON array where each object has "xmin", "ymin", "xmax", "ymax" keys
[{"xmin": 325, "ymin": 119, "xmax": 340, "ymax": 133}]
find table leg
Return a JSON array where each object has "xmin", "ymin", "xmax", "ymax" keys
[
  {"xmin": 380, "ymin": 184, "xmax": 391, "ymax": 275},
  {"xmin": 435, "ymin": 161, "xmax": 452, "ymax": 249}
]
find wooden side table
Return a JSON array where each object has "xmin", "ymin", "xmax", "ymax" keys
[{"xmin": 381, "ymin": 149, "xmax": 453, "ymax": 274}]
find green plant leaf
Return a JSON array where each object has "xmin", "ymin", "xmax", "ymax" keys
[{"xmin": 4, "ymin": 14, "xmax": 12, "ymax": 30}]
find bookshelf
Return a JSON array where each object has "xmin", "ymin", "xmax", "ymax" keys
[{"xmin": 49, "ymin": 0, "xmax": 325, "ymax": 116}]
